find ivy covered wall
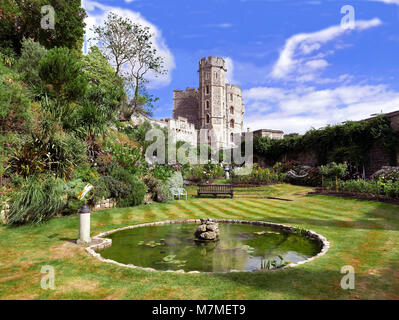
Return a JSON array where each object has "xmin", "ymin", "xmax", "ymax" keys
[{"xmin": 253, "ymin": 116, "xmax": 399, "ymax": 177}]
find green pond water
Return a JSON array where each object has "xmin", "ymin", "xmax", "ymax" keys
[{"xmin": 100, "ymin": 223, "xmax": 322, "ymax": 272}]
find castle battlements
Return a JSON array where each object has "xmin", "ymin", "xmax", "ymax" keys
[
  {"xmin": 225, "ymin": 84, "xmax": 242, "ymax": 95},
  {"xmin": 173, "ymin": 87, "xmax": 198, "ymax": 94},
  {"xmin": 199, "ymin": 56, "xmax": 227, "ymax": 71}
]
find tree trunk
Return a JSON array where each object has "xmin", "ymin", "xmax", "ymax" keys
[{"xmin": 134, "ymin": 77, "xmax": 140, "ymax": 109}]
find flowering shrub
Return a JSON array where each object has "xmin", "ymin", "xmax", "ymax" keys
[
  {"xmin": 96, "ymin": 152, "xmax": 114, "ymax": 175},
  {"xmin": 231, "ymin": 164, "xmax": 285, "ymax": 185},
  {"xmin": 324, "ymin": 178, "xmax": 399, "ymax": 199},
  {"xmin": 185, "ymin": 162, "xmax": 224, "ymax": 183},
  {"xmin": 151, "ymin": 164, "xmax": 175, "ymax": 181},
  {"xmin": 154, "ymin": 182, "xmax": 173, "ymax": 203},
  {"xmin": 143, "ymin": 174, "xmax": 161, "ymax": 194},
  {"xmin": 371, "ymin": 167, "xmax": 399, "ymax": 183}
]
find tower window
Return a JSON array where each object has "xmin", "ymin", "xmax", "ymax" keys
[
  {"xmin": 230, "ymin": 133, "xmax": 234, "ymax": 143},
  {"xmin": 205, "ymin": 72, "xmax": 210, "ymax": 80},
  {"xmin": 230, "ymin": 106, "xmax": 234, "ymax": 115},
  {"xmin": 206, "ymin": 114, "xmax": 210, "ymax": 124},
  {"xmin": 230, "ymin": 119, "xmax": 235, "ymax": 128},
  {"xmin": 206, "ymin": 100, "xmax": 210, "ymax": 109},
  {"xmin": 206, "ymin": 86, "xmax": 210, "ymax": 95}
]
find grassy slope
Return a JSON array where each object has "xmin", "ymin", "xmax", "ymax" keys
[{"xmin": 0, "ymin": 184, "xmax": 398, "ymax": 300}]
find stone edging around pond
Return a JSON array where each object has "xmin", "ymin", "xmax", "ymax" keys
[{"xmin": 85, "ymin": 219, "xmax": 330, "ymax": 274}]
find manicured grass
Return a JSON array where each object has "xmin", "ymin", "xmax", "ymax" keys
[{"xmin": 0, "ymin": 184, "xmax": 398, "ymax": 300}]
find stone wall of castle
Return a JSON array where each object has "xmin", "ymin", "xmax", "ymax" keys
[
  {"xmin": 159, "ymin": 117, "xmax": 198, "ymax": 146},
  {"xmin": 173, "ymin": 88, "xmax": 200, "ymax": 130},
  {"xmin": 225, "ymin": 84, "xmax": 245, "ymax": 144},
  {"xmin": 172, "ymin": 56, "xmax": 245, "ymax": 149}
]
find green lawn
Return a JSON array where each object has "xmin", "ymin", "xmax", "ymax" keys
[{"xmin": 1, "ymin": 184, "xmax": 398, "ymax": 300}]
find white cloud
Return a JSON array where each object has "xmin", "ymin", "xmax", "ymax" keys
[
  {"xmin": 224, "ymin": 57, "xmax": 235, "ymax": 84},
  {"xmin": 271, "ymin": 18, "xmax": 382, "ymax": 81},
  {"xmin": 82, "ymin": 0, "xmax": 175, "ymax": 89},
  {"xmin": 243, "ymin": 84, "xmax": 399, "ymax": 134},
  {"xmin": 237, "ymin": 17, "xmax": 397, "ymax": 134}
]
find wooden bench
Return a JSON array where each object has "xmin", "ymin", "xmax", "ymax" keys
[{"xmin": 197, "ymin": 185, "xmax": 234, "ymax": 198}]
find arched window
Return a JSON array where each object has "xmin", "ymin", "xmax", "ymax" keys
[
  {"xmin": 230, "ymin": 133, "xmax": 234, "ymax": 143},
  {"xmin": 230, "ymin": 106, "xmax": 234, "ymax": 115},
  {"xmin": 206, "ymin": 114, "xmax": 210, "ymax": 124},
  {"xmin": 230, "ymin": 119, "xmax": 235, "ymax": 128},
  {"xmin": 206, "ymin": 100, "xmax": 210, "ymax": 109},
  {"xmin": 206, "ymin": 86, "xmax": 210, "ymax": 94}
]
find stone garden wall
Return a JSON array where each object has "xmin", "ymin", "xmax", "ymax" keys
[
  {"xmin": 365, "ymin": 142, "xmax": 394, "ymax": 178},
  {"xmin": 92, "ymin": 198, "xmax": 117, "ymax": 211}
]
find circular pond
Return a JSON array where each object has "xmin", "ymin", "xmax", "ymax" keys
[{"xmin": 97, "ymin": 221, "xmax": 326, "ymax": 273}]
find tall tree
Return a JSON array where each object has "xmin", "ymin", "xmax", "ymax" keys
[
  {"xmin": 92, "ymin": 13, "xmax": 137, "ymax": 76},
  {"xmin": 0, "ymin": 0, "xmax": 86, "ymax": 54},
  {"xmin": 92, "ymin": 12, "xmax": 166, "ymax": 117}
]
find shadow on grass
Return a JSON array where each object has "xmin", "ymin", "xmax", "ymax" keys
[{"xmin": 272, "ymin": 194, "xmax": 399, "ymax": 231}]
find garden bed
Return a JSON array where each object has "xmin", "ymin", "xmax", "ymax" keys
[{"xmin": 311, "ymin": 190, "xmax": 399, "ymax": 205}]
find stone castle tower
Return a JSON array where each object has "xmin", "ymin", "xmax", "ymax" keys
[{"xmin": 173, "ymin": 57, "xmax": 245, "ymax": 148}]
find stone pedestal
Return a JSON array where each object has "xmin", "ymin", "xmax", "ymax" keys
[{"xmin": 77, "ymin": 212, "xmax": 91, "ymax": 244}]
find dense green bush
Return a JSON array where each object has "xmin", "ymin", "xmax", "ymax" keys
[
  {"xmin": 118, "ymin": 178, "xmax": 147, "ymax": 207},
  {"xmin": 91, "ymin": 177, "xmax": 111, "ymax": 204},
  {"xmin": 73, "ymin": 165, "xmax": 101, "ymax": 183},
  {"xmin": 103, "ymin": 176, "xmax": 131, "ymax": 200},
  {"xmin": 8, "ymin": 177, "xmax": 68, "ymax": 224},
  {"xmin": 0, "ymin": 0, "xmax": 86, "ymax": 54},
  {"xmin": 103, "ymin": 135, "xmax": 145, "ymax": 176},
  {"xmin": 0, "ymin": 62, "xmax": 34, "ymax": 134},
  {"xmin": 82, "ymin": 46, "xmax": 125, "ymax": 115},
  {"xmin": 39, "ymin": 47, "xmax": 88, "ymax": 103},
  {"xmin": 17, "ymin": 38, "xmax": 47, "ymax": 87},
  {"xmin": 103, "ymin": 167, "xmax": 147, "ymax": 206},
  {"xmin": 9, "ymin": 131, "xmax": 86, "ymax": 179},
  {"xmin": 151, "ymin": 164, "xmax": 174, "ymax": 181}
]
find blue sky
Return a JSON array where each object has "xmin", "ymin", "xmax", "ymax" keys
[{"xmin": 82, "ymin": 0, "xmax": 399, "ymax": 134}]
